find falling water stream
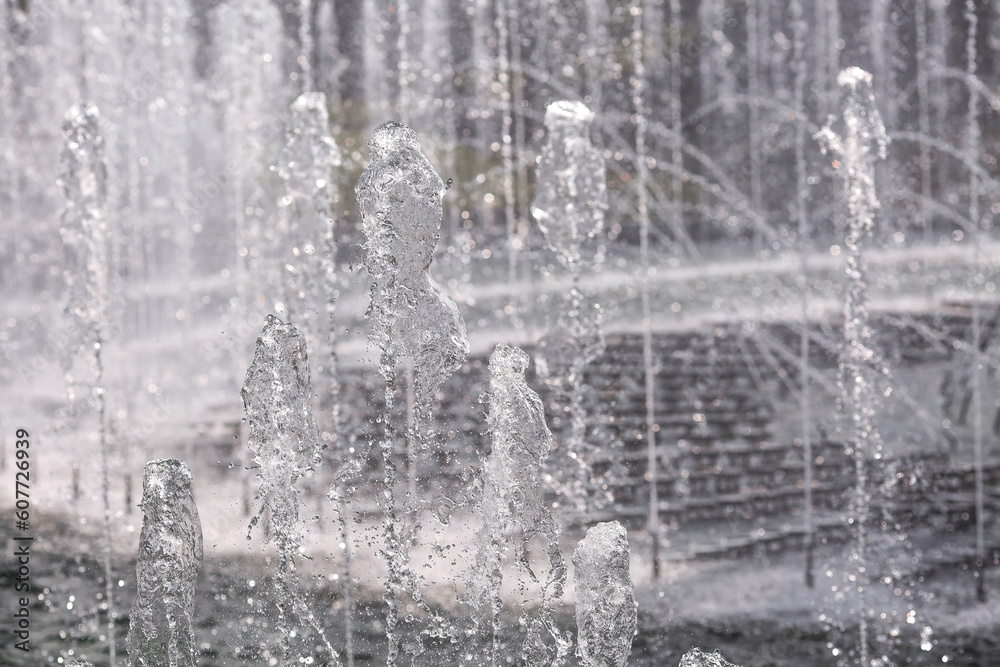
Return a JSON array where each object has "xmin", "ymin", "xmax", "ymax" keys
[
  {"xmin": 127, "ymin": 459, "xmax": 203, "ymax": 667},
  {"xmin": 274, "ymin": 91, "xmax": 342, "ymax": 338},
  {"xmin": 963, "ymin": 0, "xmax": 987, "ymax": 606},
  {"xmin": 471, "ymin": 343, "xmax": 569, "ymax": 667},
  {"xmin": 816, "ymin": 67, "xmax": 890, "ymax": 667},
  {"xmin": 629, "ymin": 0, "xmax": 661, "ymax": 581},
  {"xmin": 790, "ymin": 0, "xmax": 815, "ymax": 590},
  {"xmin": 58, "ymin": 102, "xmax": 118, "ymax": 667},
  {"xmin": 242, "ymin": 315, "xmax": 341, "ymax": 666},
  {"xmin": 532, "ymin": 100, "xmax": 608, "ymax": 517},
  {"xmin": 572, "ymin": 521, "xmax": 636, "ymax": 667},
  {"xmin": 355, "ymin": 120, "xmax": 470, "ymax": 667}
]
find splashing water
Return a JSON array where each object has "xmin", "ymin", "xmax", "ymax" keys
[
  {"xmin": 274, "ymin": 90, "xmax": 341, "ymax": 341},
  {"xmin": 243, "ymin": 315, "xmax": 324, "ymax": 540},
  {"xmin": 572, "ymin": 521, "xmax": 636, "ymax": 667},
  {"xmin": 327, "ymin": 470, "xmax": 359, "ymax": 667},
  {"xmin": 58, "ymin": 102, "xmax": 109, "ymax": 412},
  {"xmin": 275, "ymin": 89, "xmax": 348, "ymax": 539},
  {"xmin": 678, "ymin": 649, "xmax": 742, "ymax": 667},
  {"xmin": 355, "ymin": 121, "xmax": 469, "ymax": 666},
  {"xmin": 274, "ymin": 91, "xmax": 359, "ymax": 660},
  {"xmin": 530, "ymin": 100, "xmax": 606, "ymax": 272},
  {"xmin": 279, "ymin": 92, "xmax": 342, "ymax": 194},
  {"xmin": 216, "ymin": 0, "xmax": 284, "ymax": 372},
  {"xmin": 58, "ymin": 101, "xmax": 118, "ymax": 666},
  {"xmin": 241, "ymin": 314, "xmax": 341, "ymax": 666},
  {"xmin": 816, "ymin": 67, "xmax": 890, "ymax": 667},
  {"xmin": 534, "ymin": 286, "xmax": 604, "ymax": 514},
  {"xmin": 356, "ymin": 121, "xmax": 469, "ymax": 410},
  {"xmin": 471, "ymin": 343, "xmax": 570, "ymax": 667},
  {"xmin": 59, "ymin": 103, "xmax": 109, "ymax": 322},
  {"xmin": 815, "ymin": 68, "xmax": 889, "ymax": 229},
  {"xmin": 127, "ymin": 459, "xmax": 203, "ymax": 667},
  {"xmin": 531, "ymin": 101, "xmax": 607, "ymax": 516}
]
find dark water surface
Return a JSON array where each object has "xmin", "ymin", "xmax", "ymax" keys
[{"xmin": 1, "ymin": 518, "xmax": 995, "ymax": 666}]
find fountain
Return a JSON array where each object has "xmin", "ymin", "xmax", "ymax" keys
[
  {"xmin": 241, "ymin": 315, "xmax": 341, "ymax": 665},
  {"xmin": 4, "ymin": 2, "xmax": 1000, "ymax": 666},
  {"xmin": 273, "ymin": 90, "xmax": 342, "ymax": 346},
  {"xmin": 790, "ymin": 0, "xmax": 816, "ymax": 590},
  {"xmin": 127, "ymin": 459, "xmax": 203, "ymax": 667},
  {"xmin": 355, "ymin": 120, "xmax": 470, "ymax": 667},
  {"xmin": 58, "ymin": 101, "xmax": 118, "ymax": 666},
  {"xmin": 629, "ymin": 0, "xmax": 662, "ymax": 581},
  {"xmin": 572, "ymin": 521, "xmax": 636, "ymax": 667},
  {"xmin": 816, "ymin": 66, "xmax": 890, "ymax": 666},
  {"xmin": 532, "ymin": 100, "xmax": 608, "ymax": 517},
  {"xmin": 470, "ymin": 342, "xmax": 569, "ymax": 667},
  {"xmin": 678, "ymin": 650, "xmax": 739, "ymax": 667},
  {"xmin": 962, "ymin": 0, "xmax": 987, "ymax": 605}
]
